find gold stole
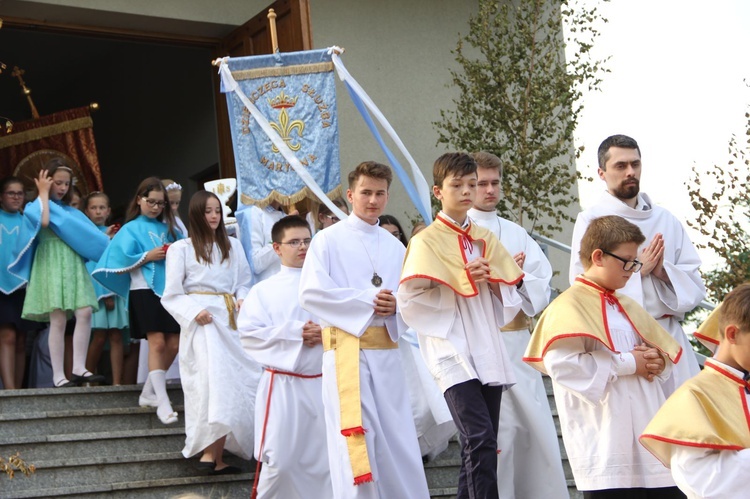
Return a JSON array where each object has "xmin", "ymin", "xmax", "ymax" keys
[
  {"xmin": 640, "ymin": 359, "xmax": 750, "ymax": 467},
  {"xmin": 322, "ymin": 326, "xmax": 398, "ymax": 485},
  {"xmin": 523, "ymin": 277, "xmax": 682, "ymax": 374},
  {"xmin": 400, "ymin": 214, "xmax": 523, "ymax": 296}
]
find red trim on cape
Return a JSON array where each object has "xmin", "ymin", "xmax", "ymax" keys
[
  {"xmin": 693, "ymin": 331, "xmax": 720, "ymax": 346},
  {"xmin": 640, "ymin": 433, "xmax": 745, "ymax": 452},
  {"xmin": 522, "ymin": 332, "xmax": 624, "ymax": 364}
]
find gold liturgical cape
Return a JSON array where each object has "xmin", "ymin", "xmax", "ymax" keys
[
  {"xmin": 640, "ymin": 358, "xmax": 750, "ymax": 467},
  {"xmin": 693, "ymin": 304, "xmax": 722, "ymax": 352},
  {"xmin": 523, "ymin": 277, "xmax": 682, "ymax": 374},
  {"xmin": 400, "ymin": 214, "xmax": 523, "ymax": 295}
]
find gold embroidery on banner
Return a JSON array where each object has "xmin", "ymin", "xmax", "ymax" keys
[
  {"xmin": 0, "ymin": 117, "xmax": 93, "ymax": 149},
  {"xmin": 267, "ymin": 91, "xmax": 304, "ymax": 153},
  {"xmin": 231, "ymin": 62, "xmax": 333, "ymax": 81}
]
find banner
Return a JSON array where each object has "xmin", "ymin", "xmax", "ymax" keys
[{"xmin": 222, "ymin": 49, "xmax": 341, "ymax": 208}]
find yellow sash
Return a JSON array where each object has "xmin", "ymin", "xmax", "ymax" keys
[
  {"xmin": 523, "ymin": 277, "xmax": 682, "ymax": 374},
  {"xmin": 500, "ymin": 311, "xmax": 530, "ymax": 332},
  {"xmin": 322, "ymin": 326, "xmax": 398, "ymax": 485},
  {"xmin": 187, "ymin": 291, "xmax": 237, "ymax": 330},
  {"xmin": 400, "ymin": 214, "xmax": 523, "ymax": 297},
  {"xmin": 640, "ymin": 359, "xmax": 750, "ymax": 467}
]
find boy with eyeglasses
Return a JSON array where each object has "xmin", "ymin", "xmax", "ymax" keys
[
  {"xmin": 238, "ymin": 215, "xmax": 332, "ymax": 499},
  {"xmin": 524, "ymin": 215, "xmax": 684, "ymax": 498}
]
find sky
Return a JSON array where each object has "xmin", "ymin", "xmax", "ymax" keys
[{"xmin": 568, "ymin": 0, "xmax": 750, "ymax": 269}]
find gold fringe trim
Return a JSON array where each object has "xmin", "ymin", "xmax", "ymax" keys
[
  {"xmin": 231, "ymin": 62, "xmax": 333, "ymax": 81},
  {"xmin": 0, "ymin": 117, "xmax": 93, "ymax": 149},
  {"xmin": 241, "ymin": 185, "xmax": 343, "ymax": 209}
]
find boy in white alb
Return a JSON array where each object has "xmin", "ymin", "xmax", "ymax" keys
[
  {"xmin": 238, "ymin": 215, "xmax": 332, "ymax": 499},
  {"xmin": 398, "ymin": 152, "xmax": 524, "ymax": 499},
  {"xmin": 299, "ymin": 162, "xmax": 429, "ymax": 499},
  {"xmin": 468, "ymin": 151, "xmax": 568, "ymax": 499},
  {"xmin": 525, "ymin": 215, "xmax": 683, "ymax": 498}
]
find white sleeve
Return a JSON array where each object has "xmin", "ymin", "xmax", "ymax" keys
[
  {"xmin": 231, "ymin": 239, "xmax": 253, "ymax": 301},
  {"xmin": 397, "ymin": 277, "xmax": 456, "ymax": 339},
  {"xmin": 542, "ymin": 336, "xmax": 622, "ymax": 406},
  {"xmin": 568, "ymin": 213, "xmax": 589, "ymax": 285},
  {"xmin": 671, "ymin": 446, "xmax": 750, "ymax": 498},
  {"xmin": 250, "ymin": 207, "xmax": 279, "ymax": 275},
  {"xmin": 160, "ymin": 242, "xmax": 203, "ymax": 325},
  {"xmin": 516, "ymin": 232, "xmax": 553, "ymax": 316}
]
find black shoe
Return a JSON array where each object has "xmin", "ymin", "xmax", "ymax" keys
[
  {"xmin": 72, "ymin": 371, "xmax": 106, "ymax": 384},
  {"xmin": 54, "ymin": 379, "xmax": 78, "ymax": 388},
  {"xmin": 196, "ymin": 461, "xmax": 215, "ymax": 473},
  {"xmin": 212, "ymin": 465, "xmax": 242, "ymax": 475}
]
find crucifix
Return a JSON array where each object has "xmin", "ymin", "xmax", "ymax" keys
[{"xmin": 11, "ymin": 66, "xmax": 40, "ymax": 119}]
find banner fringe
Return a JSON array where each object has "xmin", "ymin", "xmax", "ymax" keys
[{"xmin": 240, "ymin": 185, "xmax": 343, "ymax": 209}]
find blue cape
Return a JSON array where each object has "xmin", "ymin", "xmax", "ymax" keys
[
  {"xmin": 93, "ymin": 215, "xmax": 182, "ymax": 298},
  {"xmin": 8, "ymin": 199, "xmax": 108, "ymax": 288},
  {"xmin": 1, "ymin": 209, "xmax": 36, "ymax": 294},
  {"xmin": 86, "ymin": 225, "xmax": 115, "ymax": 301}
]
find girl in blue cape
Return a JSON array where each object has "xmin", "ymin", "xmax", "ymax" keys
[
  {"xmin": 0, "ymin": 176, "xmax": 37, "ymax": 389},
  {"xmin": 93, "ymin": 177, "xmax": 182, "ymax": 424},
  {"xmin": 10, "ymin": 161, "xmax": 109, "ymax": 388}
]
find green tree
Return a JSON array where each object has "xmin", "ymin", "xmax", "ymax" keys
[
  {"xmin": 686, "ymin": 107, "xmax": 750, "ymax": 304},
  {"xmin": 434, "ymin": 0, "xmax": 608, "ymax": 236}
]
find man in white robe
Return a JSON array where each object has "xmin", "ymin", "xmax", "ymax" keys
[
  {"xmin": 468, "ymin": 151, "xmax": 569, "ymax": 499},
  {"xmin": 299, "ymin": 161, "xmax": 430, "ymax": 499},
  {"xmin": 569, "ymin": 134, "xmax": 706, "ymax": 395},
  {"xmin": 238, "ymin": 215, "xmax": 332, "ymax": 499},
  {"xmin": 237, "ymin": 203, "xmax": 286, "ymax": 283}
]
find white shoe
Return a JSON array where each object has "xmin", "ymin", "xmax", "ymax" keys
[{"xmin": 139, "ymin": 394, "xmax": 159, "ymax": 408}]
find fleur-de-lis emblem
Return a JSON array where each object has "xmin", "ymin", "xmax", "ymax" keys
[{"xmin": 268, "ymin": 91, "xmax": 305, "ymax": 153}]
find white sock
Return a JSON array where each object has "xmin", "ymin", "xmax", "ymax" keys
[
  {"xmin": 71, "ymin": 308, "xmax": 92, "ymax": 376},
  {"xmin": 48, "ymin": 310, "xmax": 67, "ymax": 386},
  {"xmin": 140, "ymin": 370, "xmax": 155, "ymax": 399},
  {"xmin": 150, "ymin": 369, "xmax": 175, "ymax": 418}
]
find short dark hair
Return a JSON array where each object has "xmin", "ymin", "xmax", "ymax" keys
[
  {"xmin": 348, "ymin": 161, "xmax": 393, "ymax": 189},
  {"xmin": 1, "ymin": 176, "xmax": 23, "ymax": 194},
  {"xmin": 433, "ymin": 152, "xmax": 477, "ymax": 187},
  {"xmin": 598, "ymin": 134, "xmax": 641, "ymax": 170},
  {"xmin": 471, "ymin": 151, "xmax": 503, "ymax": 178},
  {"xmin": 718, "ymin": 283, "xmax": 750, "ymax": 336},
  {"xmin": 271, "ymin": 215, "xmax": 311, "ymax": 243},
  {"xmin": 378, "ymin": 214, "xmax": 408, "ymax": 246},
  {"xmin": 579, "ymin": 215, "xmax": 645, "ymax": 269}
]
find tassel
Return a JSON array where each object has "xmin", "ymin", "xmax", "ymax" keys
[
  {"xmin": 353, "ymin": 472, "xmax": 373, "ymax": 485},
  {"xmin": 341, "ymin": 426, "xmax": 366, "ymax": 437}
]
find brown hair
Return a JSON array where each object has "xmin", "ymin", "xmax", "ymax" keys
[
  {"xmin": 315, "ymin": 198, "xmax": 348, "ymax": 230},
  {"xmin": 188, "ymin": 191, "xmax": 230, "ymax": 265},
  {"xmin": 125, "ymin": 177, "xmax": 177, "ymax": 239},
  {"xmin": 44, "ymin": 158, "xmax": 75, "ymax": 205},
  {"xmin": 471, "ymin": 151, "xmax": 503, "ymax": 177},
  {"xmin": 579, "ymin": 215, "xmax": 645, "ymax": 269},
  {"xmin": 271, "ymin": 215, "xmax": 311, "ymax": 243},
  {"xmin": 718, "ymin": 283, "xmax": 750, "ymax": 336},
  {"xmin": 433, "ymin": 152, "xmax": 477, "ymax": 188},
  {"xmin": 85, "ymin": 191, "xmax": 110, "ymax": 210},
  {"xmin": 347, "ymin": 161, "xmax": 392, "ymax": 189}
]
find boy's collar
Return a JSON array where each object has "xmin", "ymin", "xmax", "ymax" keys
[{"xmin": 438, "ymin": 211, "xmax": 470, "ymax": 230}]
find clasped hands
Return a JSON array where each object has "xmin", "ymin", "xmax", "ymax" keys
[{"xmin": 632, "ymin": 345, "xmax": 666, "ymax": 382}]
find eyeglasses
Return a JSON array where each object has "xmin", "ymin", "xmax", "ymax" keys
[
  {"xmin": 389, "ymin": 231, "xmax": 402, "ymax": 239},
  {"xmin": 142, "ymin": 197, "xmax": 166, "ymax": 208},
  {"xmin": 324, "ymin": 214, "xmax": 340, "ymax": 223},
  {"xmin": 3, "ymin": 191, "xmax": 24, "ymax": 198},
  {"xmin": 601, "ymin": 249, "xmax": 643, "ymax": 272},
  {"xmin": 278, "ymin": 238, "xmax": 312, "ymax": 248}
]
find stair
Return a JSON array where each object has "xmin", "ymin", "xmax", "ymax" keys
[
  {"xmin": 0, "ymin": 384, "xmax": 253, "ymax": 498},
  {"xmin": 0, "ymin": 379, "xmax": 578, "ymax": 498}
]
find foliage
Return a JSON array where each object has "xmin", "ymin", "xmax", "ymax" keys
[
  {"xmin": 434, "ymin": 0, "xmax": 609, "ymax": 237},
  {"xmin": 1, "ymin": 452, "xmax": 36, "ymax": 480},
  {"xmin": 686, "ymin": 107, "xmax": 750, "ymax": 304}
]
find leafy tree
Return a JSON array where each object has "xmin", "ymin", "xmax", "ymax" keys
[
  {"xmin": 686, "ymin": 106, "xmax": 750, "ymax": 304},
  {"xmin": 434, "ymin": 0, "xmax": 608, "ymax": 236}
]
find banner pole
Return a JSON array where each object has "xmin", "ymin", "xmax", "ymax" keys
[{"xmin": 267, "ymin": 9, "xmax": 279, "ymax": 54}]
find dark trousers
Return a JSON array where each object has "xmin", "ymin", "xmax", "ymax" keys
[
  {"xmin": 583, "ymin": 487, "xmax": 686, "ymax": 499},
  {"xmin": 444, "ymin": 379, "xmax": 503, "ymax": 499}
]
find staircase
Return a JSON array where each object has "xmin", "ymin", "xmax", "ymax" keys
[{"xmin": 0, "ymin": 379, "xmax": 579, "ymax": 498}]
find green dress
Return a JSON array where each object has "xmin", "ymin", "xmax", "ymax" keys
[{"xmin": 22, "ymin": 228, "xmax": 99, "ymax": 322}]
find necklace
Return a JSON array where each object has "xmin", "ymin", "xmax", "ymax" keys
[{"xmin": 354, "ymin": 228, "xmax": 382, "ymax": 287}]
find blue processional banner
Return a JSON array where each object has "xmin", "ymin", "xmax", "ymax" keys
[{"xmin": 222, "ymin": 49, "xmax": 341, "ymax": 207}]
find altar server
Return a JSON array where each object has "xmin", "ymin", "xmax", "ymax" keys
[
  {"xmin": 570, "ymin": 134, "xmax": 705, "ymax": 395},
  {"xmin": 468, "ymin": 151, "xmax": 568, "ymax": 499},
  {"xmin": 526, "ymin": 215, "xmax": 683, "ymax": 497},
  {"xmin": 238, "ymin": 215, "xmax": 332, "ymax": 498},
  {"xmin": 641, "ymin": 282, "xmax": 750, "ymax": 498},
  {"xmin": 299, "ymin": 161, "xmax": 429, "ymax": 498}
]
